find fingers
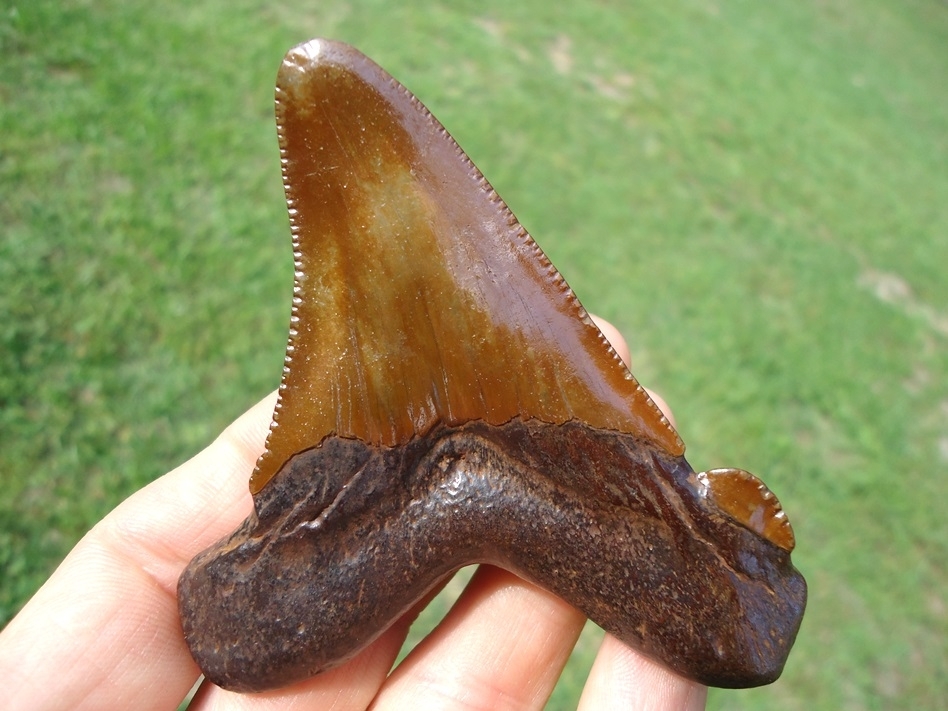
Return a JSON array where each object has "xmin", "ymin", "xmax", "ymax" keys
[
  {"xmin": 0, "ymin": 393, "xmax": 278, "ymax": 711},
  {"xmin": 0, "ymin": 386, "xmax": 422, "ymax": 711},
  {"xmin": 0, "ymin": 316, "xmax": 699, "ymax": 711},
  {"xmin": 577, "ymin": 634, "xmax": 707, "ymax": 711},
  {"xmin": 188, "ymin": 620, "xmax": 411, "ymax": 711},
  {"xmin": 373, "ymin": 566, "xmax": 586, "ymax": 710},
  {"xmin": 101, "ymin": 390, "xmax": 277, "ymax": 586}
]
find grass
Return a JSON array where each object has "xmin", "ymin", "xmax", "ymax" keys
[{"xmin": 2, "ymin": 0, "xmax": 947, "ymax": 708}]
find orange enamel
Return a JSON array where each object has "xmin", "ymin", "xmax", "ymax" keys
[
  {"xmin": 702, "ymin": 468, "xmax": 796, "ymax": 552},
  {"xmin": 251, "ymin": 40, "xmax": 683, "ymax": 493}
]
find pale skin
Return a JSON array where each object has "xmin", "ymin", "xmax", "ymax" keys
[{"xmin": 0, "ymin": 317, "xmax": 706, "ymax": 711}]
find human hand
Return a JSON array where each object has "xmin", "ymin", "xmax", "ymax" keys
[{"xmin": 0, "ymin": 317, "xmax": 706, "ymax": 711}]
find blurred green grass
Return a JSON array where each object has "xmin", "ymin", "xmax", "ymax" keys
[{"xmin": 2, "ymin": 0, "xmax": 946, "ymax": 708}]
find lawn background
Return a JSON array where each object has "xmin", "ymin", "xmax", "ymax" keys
[{"xmin": 2, "ymin": 0, "xmax": 947, "ymax": 708}]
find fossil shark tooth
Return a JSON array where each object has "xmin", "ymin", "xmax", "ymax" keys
[{"xmin": 177, "ymin": 38, "xmax": 806, "ymax": 694}]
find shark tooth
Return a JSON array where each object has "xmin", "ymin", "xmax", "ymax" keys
[{"xmin": 177, "ymin": 38, "xmax": 806, "ymax": 693}]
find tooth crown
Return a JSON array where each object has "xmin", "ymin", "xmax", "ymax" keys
[{"xmin": 253, "ymin": 38, "xmax": 681, "ymax": 494}]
